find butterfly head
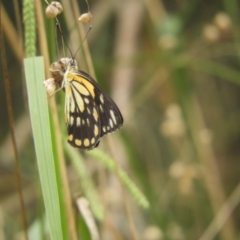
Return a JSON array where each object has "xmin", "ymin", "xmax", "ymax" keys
[{"xmin": 66, "ymin": 58, "xmax": 78, "ymax": 72}]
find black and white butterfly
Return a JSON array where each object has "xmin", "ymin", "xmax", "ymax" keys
[{"xmin": 61, "ymin": 58, "xmax": 123, "ymax": 150}]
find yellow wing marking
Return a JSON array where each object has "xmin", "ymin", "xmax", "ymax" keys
[{"xmin": 68, "ymin": 73, "xmax": 95, "ymax": 98}]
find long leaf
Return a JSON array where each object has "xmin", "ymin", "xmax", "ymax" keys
[{"xmin": 24, "ymin": 56, "xmax": 63, "ymax": 240}]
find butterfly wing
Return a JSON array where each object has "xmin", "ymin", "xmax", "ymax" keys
[
  {"xmin": 65, "ymin": 70, "xmax": 123, "ymax": 150},
  {"xmin": 79, "ymin": 71, "xmax": 124, "ymax": 136}
]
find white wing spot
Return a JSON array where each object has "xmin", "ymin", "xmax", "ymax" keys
[
  {"xmin": 91, "ymin": 138, "xmax": 95, "ymax": 144},
  {"xmin": 100, "ymin": 94, "xmax": 104, "ymax": 104},
  {"xmin": 70, "ymin": 116, "xmax": 74, "ymax": 125},
  {"xmin": 86, "ymin": 118, "xmax": 90, "ymax": 126},
  {"xmin": 109, "ymin": 119, "xmax": 114, "ymax": 128},
  {"xmin": 87, "ymin": 107, "xmax": 91, "ymax": 114},
  {"xmin": 76, "ymin": 117, "xmax": 81, "ymax": 126},
  {"xmin": 99, "ymin": 104, "xmax": 104, "ymax": 113},
  {"xmin": 94, "ymin": 125, "xmax": 99, "ymax": 136},
  {"xmin": 70, "ymin": 99, "xmax": 75, "ymax": 113},
  {"xmin": 103, "ymin": 126, "xmax": 106, "ymax": 132},
  {"xmin": 72, "ymin": 87, "xmax": 84, "ymax": 112},
  {"xmin": 84, "ymin": 98, "xmax": 90, "ymax": 104},
  {"xmin": 110, "ymin": 110, "xmax": 117, "ymax": 125},
  {"xmin": 93, "ymin": 107, "xmax": 98, "ymax": 121}
]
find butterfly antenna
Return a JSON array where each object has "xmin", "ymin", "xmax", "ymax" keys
[
  {"xmin": 73, "ymin": 25, "xmax": 92, "ymax": 59},
  {"xmin": 45, "ymin": 0, "xmax": 73, "ymax": 58},
  {"xmin": 55, "ymin": 20, "xmax": 73, "ymax": 58}
]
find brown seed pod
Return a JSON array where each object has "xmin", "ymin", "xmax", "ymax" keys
[
  {"xmin": 49, "ymin": 61, "xmax": 63, "ymax": 72},
  {"xmin": 43, "ymin": 78, "xmax": 58, "ymax": 97},
  {"xmin": 78, "ymin": 12, "xmax": 93, "ymax": 23},
  {"xmin": 45, "ymin": 1, "xmax": 63, "ymax": 18},
  {"xmin": 49, "ymin": 58, "xmax": 70, "ymax": 86}
]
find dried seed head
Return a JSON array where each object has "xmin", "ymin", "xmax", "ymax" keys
[
  {"xmin": 49, "ymin": 61, "xmax": 63, "ymax": 72},
  {"xmin": 214, "ymin": 12, "xmax": 231, "ymax": 32},
  {"xmin": 46, "ymin": 5, "xmax": 58, "ymax": 18},
  {"xmin": 43, "ymin": 78, "xmax": 58, "ymax": 97},
  {"xmin": 52, "ymin": 1, "xmax": 63, "ymax": 13},
  {"xmin": 78, "ymin": 12, "xmax": 93, "ymax": 23},
  {"xmin": 49, "ymin": 58, "xmax": 69, "ymax": 72},
  {"xmin": 203, "ymin": 24, "xmax": 220, "ymax": 43},
  {"xmin": 46, "ymin": 1, "xmax": 63, "ymax": 18},
  {"xmin": 59, "ymin": 58, "xmax": 70, "ymax": 68},
  {"xmin": 49, "ymin": 58, "xmax": 70, "ymax": 86}
]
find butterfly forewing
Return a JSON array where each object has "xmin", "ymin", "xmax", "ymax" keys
[{"xmin": 65, "ymin": 69, "xmax": 123, "ymax": 150}]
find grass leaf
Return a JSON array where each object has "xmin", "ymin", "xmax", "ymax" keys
[
  {"xmin": 87, "ymin": 149, "xmax": 150, "ymax": 209},
  {"xmin": 24, "ymin": 56, "xmax": 64, "ymax": 240}
]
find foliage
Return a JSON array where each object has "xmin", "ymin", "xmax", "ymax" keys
[{"xmin": 1, "ymin": 0, "xmax": 240, "ymax": 240}]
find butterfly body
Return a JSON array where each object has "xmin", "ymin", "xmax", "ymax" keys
[{"xmin": 62, "ymin": 58, "xmax": 123, "ymax": 150}]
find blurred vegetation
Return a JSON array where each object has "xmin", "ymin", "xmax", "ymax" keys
[{"xmin": 1, "ymin": 0, "xmax": 240, "ymax": 239}]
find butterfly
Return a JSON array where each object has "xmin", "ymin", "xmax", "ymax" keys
[{"xmin": 46, "ymin": 58, "xmax": 123, "ymax": 150}]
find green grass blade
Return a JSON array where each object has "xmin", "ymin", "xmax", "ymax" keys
[
  {"xmin": 87, "ymin": 149, "xmax": 150, "ymax": 209},
  {"xmin": 64, "ymin": 142, "xmax": 104, "ymax": 220},
  {"xmin": 24, "ymin": 56, "xmax": 63, "ymax": 240}
]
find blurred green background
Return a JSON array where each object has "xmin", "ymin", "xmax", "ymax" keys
[{"xmin": 1, "ymin": 0, "xmax": 240, "ymax": 239}]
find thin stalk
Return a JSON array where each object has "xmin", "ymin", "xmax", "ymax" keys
[{"xmin": 0, "ymin": 2, "xmax": 28, "ymax": 239}]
